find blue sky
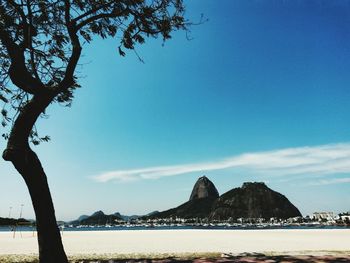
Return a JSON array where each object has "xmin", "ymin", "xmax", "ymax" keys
[{"xmin": 1, "ymin": 0, "xmax": 350, "ymax": 221}]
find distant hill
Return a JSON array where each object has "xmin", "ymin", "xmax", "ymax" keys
[
  {"xmin": 117, "ymin": 211, "xmax": 160, "ymax": 221},
  {"xmin": 71, "ymin": 211, "xmax": 123, "ymax": 225},
  {"xmin": 210, "ymin": 182, "xmax": 302, "ymax": 220},
  {"xmin": 77, "ymin": 215, "xmax": 89, "ymax": 221},
  {"xmin": 145, "ymin": 210, "xmax": 159, "ymax": 216},
  {"xmin": 114, "ymin": 212, "xmax": 141, "ymax": 221},
  {"xmin": 72, "ymin": 210, "xmax": 160, "ymax": 225},
  {"xmin": 0, "ymin": 217, "xmax": 31, "ymax": 226}
]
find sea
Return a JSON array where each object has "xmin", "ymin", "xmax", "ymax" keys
[{"xmin": 0, "ymin": 225, "xmax": 348, "ymax": 232}]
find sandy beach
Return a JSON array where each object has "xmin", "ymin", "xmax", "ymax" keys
[{"xmin": 0, "ymin": 229, "xmax": 349, "ymax": 256}]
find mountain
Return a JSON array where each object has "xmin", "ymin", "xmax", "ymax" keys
[
  {"xmin": 72, "ymin": 211, "xmax": 123, "ymax": 225},
  {"xmin": 0, "ymin": 217, "xmax": 31, "ymax": 226},
  {"xmin": 145, "ymin": 210, "xmax": 159, "ymax": 217},
  {"xmin": 150, "ymin": 196, "xmax": 217, "ymax": 219},
  {"xmin": 114, "ymin": 212, "xmax": 140, "ymax": 221},
  {"xmin": 209, "ymin": 182, "xmax": 302, "ymax": 220},
  {"xmin": 150, "ymin": 176, "xmax": 219, "ymax": 219},
  {"xmin": 77, "ymin": 215, "xmax": 89, "ymax": 221},
  {"xmin": 189, "ymin": 176, "xmax": 220, "ymax": 201},
  {"xmin": 71, "ymin": 180, "xmax": 301, "ymax": 222},
  {"xmin": 150, "ymin": 179, "xmax": 301, "ymax": 221},
  {"xmin": 72, "ymin": 210, "xmax": 160, "ymax": 225}
]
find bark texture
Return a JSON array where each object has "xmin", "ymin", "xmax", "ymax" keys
[{"xmin": 2, "ymin": 95, "xmax": 68, "ymax": 263}]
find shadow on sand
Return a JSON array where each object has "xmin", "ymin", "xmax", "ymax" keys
[{"xmin": 75, "ymin": 253, "xmax": 350, "ymax": 263}]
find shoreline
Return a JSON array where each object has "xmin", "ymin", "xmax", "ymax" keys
[{"xmin": 0, "ymin": 224, "xmax": 348, "ymax": 233}]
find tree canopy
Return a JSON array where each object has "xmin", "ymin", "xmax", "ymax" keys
[{"xmin": 0, "ymin": 0, "xmax": 188, "ymax": 144}]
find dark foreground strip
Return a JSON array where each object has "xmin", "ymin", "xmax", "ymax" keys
[{"xmin": 72, "ymin": 255, "xmax": 350, "ymax": 263}]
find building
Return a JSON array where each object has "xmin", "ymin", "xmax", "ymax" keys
[{"xmin": 312, "ymin": 212, "xmax": 335, "ymax": 221}]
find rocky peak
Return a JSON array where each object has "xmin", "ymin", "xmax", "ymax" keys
[
  {"xmin": 113, "ymin": 212, "xmax": 122, "ymax": 217},
  {"xmin": 91, "ymin": 210, "xmax": 105, "ymax": 217},
  {"xmin": 210, "ymin": 181, "xmax": 302, "ymax": 220},
  {"xmin": 189, "ymin": 176, "xmax": 219, "ymax": 201},
  {"xmin": 242, "ymin": 182, "xmax": 267, "ymax": 189}
]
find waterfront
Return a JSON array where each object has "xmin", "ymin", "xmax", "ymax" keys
[{"xmin": 0, "ymin": 223, "xmax": 349, "ymax": 233}]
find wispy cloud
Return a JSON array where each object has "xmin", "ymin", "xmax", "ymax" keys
[
  {"xmin": 307, "ymin": 177, "xmax": 350, "ymax": 186},
  {"xmin": 94, "ymin": 143, "xmax": 350, "ymax": 183}
]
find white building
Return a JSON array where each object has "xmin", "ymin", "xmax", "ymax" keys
[
  {"xmin": 340, "ymin": 215, "xmax": 350, "ymax": 221},
  {"xmin": 312, "ymin": 212, "xmax": 335, "ymax": 221}
]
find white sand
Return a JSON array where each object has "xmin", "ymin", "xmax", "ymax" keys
[{"xmin": 0, "ymin": 229, "xmax": 349, "ymax": 256}]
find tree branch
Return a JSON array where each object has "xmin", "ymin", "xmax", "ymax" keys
[
  {"xmin": 72, "ymin": 1, "xmax": 115, "ymax": 23},
  {"xmin": 25, "ymin": 0, "xmax": 41, "ymax": 82},
  {"xmin": 7, "ymin": 0, "xmax": 26, "ymax": 23},
  {"xmin": 76, "ymin": 10, "xmax": 127, "ymax": 31},
  {"xmin": 0, "ymin": 28, "xmax": 46, "ymax": 95},
  {"xmin": 58, "ymin": 0, "xmax": 82, "ymax": 90},
  {"xmin": 3, "ymin": 94, "xmax": 54, "ymax": 157}
]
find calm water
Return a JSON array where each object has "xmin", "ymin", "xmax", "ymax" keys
[{"xmin": 0, "ymin": 225, "xmax": 348, "ymax": 232}]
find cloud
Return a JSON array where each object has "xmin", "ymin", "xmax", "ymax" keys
[
  {"xmin": 93, "ymin": 143, "xmax": 350, "ymax": 183},
  {"xmin": 307, "ymin": 177, "xmax": 350, "ymax": 186}
]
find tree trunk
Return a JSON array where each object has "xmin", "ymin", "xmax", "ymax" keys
[
  {"xmin": 4, "ymin": 147, "xmax": 68, "ymax": 263},
  {"xmin": 2, "ymin": 95, "xmax": 68, "ymax": 263}
]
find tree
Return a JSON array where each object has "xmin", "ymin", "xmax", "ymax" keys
[{"xmin": 0, "ymin": 1, "xmax": 188, "ymax": 262}]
